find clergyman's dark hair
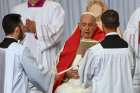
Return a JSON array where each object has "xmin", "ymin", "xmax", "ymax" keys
[
  {"xmin": 2, "ymin": 13, "xmax": 21, "ymax": 35},
  {"xmin": 101, "ymin": 9, "xmax": 120, "ymax": 28}
]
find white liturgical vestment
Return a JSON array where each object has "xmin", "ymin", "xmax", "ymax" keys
[
  {"xmin": 0, "ymin": 48, "xmax": 5, "ymax": 93},
  {"xmin": 123, "ymin": 7, "xmax": 140, "ymax": 93},
  {"xmin": 1, "ymin": 42, "xmax": 55, "ymax": 93},
  {"xmin": 12, "ymin": 1, "xmax": 64, "ymax": 93},
  {"xmin": 79, "ymin": 44, "xmax": 134, "ymax": 93},
  {"xmin": 55, "ymin": 54, "xmax": 91, "ymax": 93}
]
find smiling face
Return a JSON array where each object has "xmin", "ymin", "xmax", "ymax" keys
[{"xmin": 79, "ymin": 14, "xmax": 97, "ymax": 39}]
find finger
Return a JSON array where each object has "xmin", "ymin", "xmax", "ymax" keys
[{"xmin": 26, "ymin": 19, "xmax": 30, "ymax": 23}]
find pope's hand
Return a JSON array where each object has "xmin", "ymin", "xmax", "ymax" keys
[{"xmin": 66, "ymin": 69, "xmax": 79, "ymax": 79}]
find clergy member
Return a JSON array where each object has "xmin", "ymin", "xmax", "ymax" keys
[
  {"xmin": 79, "ymin": 10, "xmax": 134, "ymax": 93},
  {"xmin": 123, "ymin": 7, "xmax": 140, "ymax": 93},
  {"xmin": 11, "ymin": 0, "xmax": 64, "ymax": 93},
  {"xmin": 53, "ymin": 12, "xmax": 105, "ymax": 93},
  {"xmin": 0, "ymin": 13, "xmax": 54, "ymax": 93}
]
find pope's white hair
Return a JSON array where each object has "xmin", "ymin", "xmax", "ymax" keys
[{"xmin": 81, "ymin": 12, "xmax": 95, "ymax": 18}]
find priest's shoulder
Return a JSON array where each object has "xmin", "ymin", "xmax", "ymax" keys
[
  {"xmin": 88, "ymin": 43, "xmax": 103, "ymax": 55},
  {"xmin": 13, "ymin": 2, "xmax": 27, "ymax": 10},
  {"xmin": 129, "ymin": 7, "xmax": 140, "ymax": 17},
  {"xmin": 134, "ymin": 7, "xmax": 140, "ymax": 13},
  {"xmin": 7, "ymin": 42, "xmax": 26, "ymax": 55},
  {"xmin": 46, "ymin": 0, "xmax": 63, "ymax": 9},
  {"xmin": 124, "ymin": 28, "xmax": 136, "ymax": 35}
]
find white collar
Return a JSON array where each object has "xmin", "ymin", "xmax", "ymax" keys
[
  {"xmin": 5, "ymin": 36, "xmax": 18, "ymax": 41},
  {"xmin": 106, "ymin": 32, "xmax": 118, "ymax": 36}
]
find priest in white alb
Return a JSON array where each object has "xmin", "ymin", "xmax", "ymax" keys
[
  {"xmin": 123, "ymin": 7, "xmax": 140, "ymax": 93},
  {"xmin": 79, "ymin": 10, "xmax": 134, "ymax": 93},
  {"xmin": 0, "ymin": 48, "xmax": 5, "ymax": 93},
  {"xmin": 0, "ymin": 13, "xmax": 55, "ymax": 93},
  {"xmin": 11, "ymin": 0, "xmax": 64, "ymax": 93}
]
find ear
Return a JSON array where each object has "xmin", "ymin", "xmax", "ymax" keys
[
  {"xmin": 102, "ymin": 24, "xmax": 107, "ymax": 33},
  {"xmin": 14, "ymin": 26, "xmax": 20, "ymax": 35}
]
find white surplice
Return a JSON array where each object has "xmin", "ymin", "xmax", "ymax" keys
[
  {"xmin": 12, "ymin": 1, "xmax": 64, "ymax": 93},
  {"xmin": 2, "ymin": 42, "xmax": 55, "ymax": 93},
  {"xmin": 123, "ymin": 7, "xmax": 140, "ymax": 93},
  {"xmin": 0, "ymin": 48, "xmax": 5, "ymax": 93},
  {"xmin": 79, "ymin": 44, "xmax": 134, "ymax": 93}
]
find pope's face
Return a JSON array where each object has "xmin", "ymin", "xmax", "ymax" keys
[{"xmin": 79, "ymin": 14, "xmax": 97, "ymax": 39}]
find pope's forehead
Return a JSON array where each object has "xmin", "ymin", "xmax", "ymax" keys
[{"xmin": 80, "ymin": 14, "xmax": 96, "ymax": 21}]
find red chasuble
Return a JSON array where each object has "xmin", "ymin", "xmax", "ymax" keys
[
  {"xmin": 139, "ymin": 35, "xmax": 140, "ymax": 44},
  {"xmin": 53, "ymin": 25, "xmax": 105, "ymax": 92},
  {"xmin": 28, "ymin": 0, "xmax": 45, "ymax": 7}
]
